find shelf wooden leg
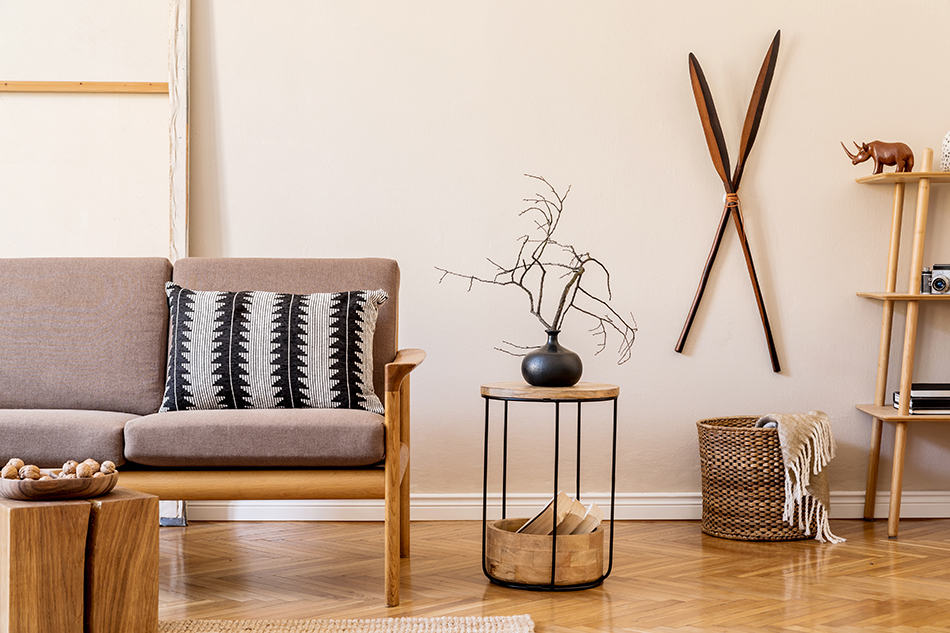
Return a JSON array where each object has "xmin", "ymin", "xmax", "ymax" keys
[
  {"xmin": 896, "ymin": 148, "xmax": 932, "ymax": 414},
  {"xmin": 905, "ymin": 149, "xmax": 933, "ymax": 296},
  {"xmin": 888, "ymin": 421, "xmax": 908, "ymax": 538},
  {"xmin": 863, "ymin": 417, "xmax": 883, "ymax": 519},
  {"xmin": 897, "ymin": 301, "xmax": 921, "ymax": 415},
  {"xmin": 888, "ymin": 294, "xmax": 920, "ymax": 536},
  {"xmin": 866, "ymin": 182, "xmax": 904, "ymax": 519},
  {"xmin": 887, "ymin": 150, "xmax": 931, "ymax": 536}
]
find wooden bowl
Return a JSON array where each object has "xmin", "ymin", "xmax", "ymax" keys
[{"xmin": 0, "ymin": 470, "xmax": 118, "ymax": 501}]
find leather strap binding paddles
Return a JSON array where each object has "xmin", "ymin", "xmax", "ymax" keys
[{"xmin": 674, "ymin": 30, "xmax": 782, "ymax": 373}]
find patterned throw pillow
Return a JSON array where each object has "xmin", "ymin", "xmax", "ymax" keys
[{"xmin": 160, "ymin": 283, "xmax": 387, "ymax": 415}]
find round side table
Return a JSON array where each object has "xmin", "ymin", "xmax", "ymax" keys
[{"xmin": 480, "ymin": 381, "xmax": 619, "ymax": 591}]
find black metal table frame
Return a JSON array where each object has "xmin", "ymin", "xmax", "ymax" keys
[{"xmin": 481, "ymin": 393, "xmax": 618, "ymax": 591}]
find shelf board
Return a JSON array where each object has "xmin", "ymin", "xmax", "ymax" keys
[
  {"xmin": 858, "ymin": 291, "xmax": 950, "ymax": 301},
  {"xmin": 857, "ymin": 403, "xmax": 950, "ymax": 422},
  {"xmin": 0, "ymin": 81, "xmax": 168, "ymax": 94},
  {"xmin": 856, "ymin": 171, "xmax": 950, "ymax": 185}
]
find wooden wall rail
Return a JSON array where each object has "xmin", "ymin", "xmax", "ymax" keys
[{"xmin": 0, "ymin": 81, "xmax": 168, "ymax": 94}]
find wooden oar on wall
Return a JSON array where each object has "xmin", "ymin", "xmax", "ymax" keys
[{"xmin": 674, "ymin": 30, "xmax": 782, "ymax": 373}]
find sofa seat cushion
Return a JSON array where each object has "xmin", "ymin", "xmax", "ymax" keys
[
  {"xmin": 0, "ymin": 410, "xmax": 135, "ymax": 467},
  {"xmin": 123, "ymin": 409, "xmax": 385, "ymax": 467}
]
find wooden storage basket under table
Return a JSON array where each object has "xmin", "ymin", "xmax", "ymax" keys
[
  {"xmin": 485, "ymin": 518, "xmax": 605, "ymax": 586},
  {"xmin": 697, "ymin": 416, "xmax": 814, "ymax": 541},
  {"xmin": 480, "ymin": 381, "xmax": 618, "ymax": 591}
]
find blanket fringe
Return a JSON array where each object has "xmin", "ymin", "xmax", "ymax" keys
[{"xmin": 765, "ymin": 411, "xmax": 845, "ymax": 544}]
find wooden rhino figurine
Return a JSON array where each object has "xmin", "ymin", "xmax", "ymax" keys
[{"xmin": 841, "ymin": 140, "xmax": 914, "ymax": 174}]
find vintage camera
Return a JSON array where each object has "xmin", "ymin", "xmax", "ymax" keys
[{"xmin": 922, "ymin": 265, "xmax": 950, "ymax": 294}]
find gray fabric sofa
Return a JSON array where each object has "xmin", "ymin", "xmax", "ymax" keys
[{"xmin": 0, "ymin": 257, "xmax": 423, "ymax": 606}]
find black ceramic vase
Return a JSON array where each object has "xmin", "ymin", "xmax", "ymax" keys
[{"xmin": 521, "ymin": 330, "xmax": 583, "ymax": 387}]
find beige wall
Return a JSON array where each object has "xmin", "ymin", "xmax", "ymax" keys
[
  {"xmin": 6, "ymin": 1, "xmax": 950, "ymax": 499},
  {"xmin": 0, "ymin": 1, "xmax": 169, "ymax": 257}
]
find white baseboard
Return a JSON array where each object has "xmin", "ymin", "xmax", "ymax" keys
[{"xmin": 183, "ymin": 490, "xmax": 950, "ymax": 522}]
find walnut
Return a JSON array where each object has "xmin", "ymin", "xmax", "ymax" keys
[
  {"xmin": 38, "ymin": 475, "xmax": 52, "ymax": 481},
  {"xmin": 75, "ymin": 462, "xmax": 96, "ymax": 478},
  {"xmin": 60, "ymin": 473, "xmax": 77, "ymax": 479},
  {"xmin": 99, "ymin": 460, "xmax": 116, "ymax": 474},
  {"xmin": 1, "ymin": 464, "xmax": 19, "ymax": 479},
  {"xmin": 6, "ymin": 458, "xmax": 24, "ymax": 471},
  {"xmin": 18, "ymin": 465, "xmax": 40, "ymax": 480},
  {"xmin": 62, "ymin": 460, "xmax": 79, "ymax": 475},
  {"xmin": 92, "ymin": 472, "xmax": 104, "ymax": 478},
  {"xmin": 81, "ymin": 459, "xmax": 100, "ymax": 473}
]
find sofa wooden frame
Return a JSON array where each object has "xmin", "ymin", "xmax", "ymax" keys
[{"xmin": 120, "ymin": 348, "xmax": 425, "ymax": 607}]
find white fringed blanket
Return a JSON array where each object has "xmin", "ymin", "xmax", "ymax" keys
[{"xmin": 756, "ymin": 411, "xmax": 845, "ymax": 543}]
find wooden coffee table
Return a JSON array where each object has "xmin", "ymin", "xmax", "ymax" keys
[{"xmin": 0, "ymin": 487, "xmax": 158, "ymax": 633}]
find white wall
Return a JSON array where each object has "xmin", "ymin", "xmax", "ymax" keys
[{"xmin": 6, "ymin": 1, "xmax": 950, "ymax": 502}]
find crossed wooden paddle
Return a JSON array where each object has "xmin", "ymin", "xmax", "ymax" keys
[{"xmin": 674, "ymin": 30, "xmax": 782, "ymax": 373}]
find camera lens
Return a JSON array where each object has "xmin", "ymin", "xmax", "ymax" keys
[{"xmin": 934, "ymin": 277, "xmax": 948, "ymax": 292}]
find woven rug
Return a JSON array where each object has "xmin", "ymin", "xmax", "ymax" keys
[{"xmin": 159, "ymin": 616, "xmax": 535, "ymax": 633}]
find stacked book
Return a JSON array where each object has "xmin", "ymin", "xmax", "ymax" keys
[
  {"xmin": 893, "ymin": 383, "xmax": 950, "ymax": 414},
  {"xmin": 515, "ymin": 491, "xmax": 603, "ymax": 535}
]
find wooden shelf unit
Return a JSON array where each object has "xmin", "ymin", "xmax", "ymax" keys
[{"xmin": 858, "ymin": 148, "xmax": 950, "ymax": 538}]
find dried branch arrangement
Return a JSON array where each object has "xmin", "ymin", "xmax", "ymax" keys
[{"xmin": 437, "ymin": 174, "xmax": 636, "ymax": 363}]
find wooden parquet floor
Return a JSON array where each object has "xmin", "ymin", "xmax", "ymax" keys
[{"xmin": 159, "ymin": 519, "xmax": 950, "ymax": 632}]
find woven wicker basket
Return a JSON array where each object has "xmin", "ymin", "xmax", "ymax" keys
[{"xmin": 697, "ymin": 416, "xmax": 812, "ymax": 541}]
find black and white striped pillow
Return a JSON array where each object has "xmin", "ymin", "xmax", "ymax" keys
[{"xmin": 159, "ymin": 283, "xmax": 387, "ymax": 415}]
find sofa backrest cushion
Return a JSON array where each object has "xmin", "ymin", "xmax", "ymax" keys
[
  {"xmin": 172, "ymin": 258, "xmax": 399, "ymax": 396},
  {"xmin": 0, "ymin": 258, "xmax": 172, "ymax": 415}
]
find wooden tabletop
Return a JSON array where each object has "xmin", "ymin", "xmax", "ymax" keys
[{"xmin": 481, "ymin": 381, "xmax": 619, "ymax": 401}]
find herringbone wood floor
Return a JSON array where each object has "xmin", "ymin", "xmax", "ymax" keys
[{"xmin": 159, "ymin": 519, "xmax": 950, "ymax": 632}]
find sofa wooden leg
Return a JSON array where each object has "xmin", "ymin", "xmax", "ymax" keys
[
  {"xmin": 384, "ymin": 495, "xmax": 400, "ymax": 606},
  {"xmin": 399, "ymin": 378, "xmax": 411, "ymax": 559},
  {"xmin": 399, "ymin": 472, "xmax": 410, "ymax": 559},
  {"xmin": 384, "ymin": 389, "xmax": 401, "ymax": 607}
]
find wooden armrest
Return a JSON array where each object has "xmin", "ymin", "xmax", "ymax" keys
[{"xmin": 385, "ymin": 348, "xmax": 426, "ymax": 392}]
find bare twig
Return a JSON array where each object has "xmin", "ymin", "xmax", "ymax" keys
[
  {"xmin": 494, "ymin": 339, "xmax": 539, "ymax": 357},
  {"xmin": 494, "ymin": 346, "xmax": 529, "ymax": 357},
  {"xmin": 499, "ymin": 340, "xmax": 538, "ymax": 349}
]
